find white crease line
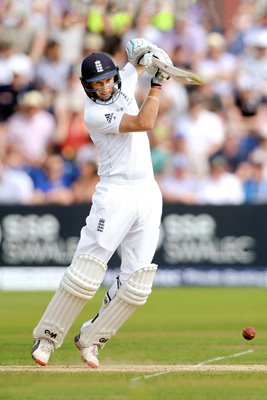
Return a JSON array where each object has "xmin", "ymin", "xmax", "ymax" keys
[
  {"xmin": 130, "ymin": 349, "xmax": 254, "ymax": 383},
  {"xmin": 194, "ymin": 349, "xmax": 254, "ymax": 367}
]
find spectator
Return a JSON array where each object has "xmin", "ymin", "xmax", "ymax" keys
[
  {"xmin": 5, "ymin": 90, "xmax": 56, "ymax": 166},
  {"xmin": 35, "ymin": 38, "xmax": 73, "ymax": 93},
  {"xmin": 50, "ymin": 10, "xmax": 86, "ymax": 64},
  {"xmin": 196, "ymin": 32, "xmax": 238, "ymax": 101},
  {"xmin": 0, "ymin": 40, "xmax": 15, "ymax": 85},
  {"xmin": 0, "ymin": 157, "xmax": 34, "ymax": 204},
  {"xmin": 57, "ymin": 96, "xmax": 91, "ymax": 160},
  {"xmin": 214, "ymin": 135, "xmax": 247, "ymax": 173},
  {"xmin": 234, "ymin": 77, "xmax": 263, "ymax": 118},
  {"xmin": 241, "ymin": 159, "xmax": 267, "ymax": 204},
  {"xmin": 197, "ymin": 155, "xmax": 245, "ymax": 205},
  {"xmin": 233, "ymin": 76, "xmax": 265, "ymax": 142},
  {"xmin": 30, "ymin": 152, "xmax": 76, "ymax": 205},
  {"xmin": 174, "ymin": 90, "xmax": 225, "ymax": 176},
  {"xmin": 161, "ymin": 16, "xmax": 207, "ymax": 66},
  {"xmin": 237, "ymin": 28, "xmax": 267, "ymax": 96},
  {"xmin": 227, "ymin": 11, "xmax": 254, "ymax": 55},
  {"xmin": 122, "ymin": 12, "xmax": 163, "ymax": 48},
  {"xmin": 53, "ymin": 68, "xmax": 91, "ymax": 160},
  {"xmin": 72, "ymin": 160, "xmax": 99, "ymax": 203},
  {"xmin": 0, "ymin": 2, "xmax": 48, "ymax": 64},
  {"xmin": 159, "ymin": 154, "xmax": 199, "ymax": 204},
  {"xmin": 248, "ymin": 138, "xmax": 267, "ymax": 178},
  {"xmin": 0, "ymin": 42, "xmax": 34, "ymax": 123},
  {"xmin": 149, "ymin": 131, "xmax": 170, "ymax": 178},
  {"xmin": 82, "ymin": 33, "xmax": 104, "ymax": 58}
]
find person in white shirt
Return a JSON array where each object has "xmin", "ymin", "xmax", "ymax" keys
[
  {"xmin": 31, "ymin": 38, "xmax": 171, "ymax": 368},
  {"xmin": 196, "ymin": 32, "xmax": 238, "ymax": 98},
  {"xmin": 0, "ymin": 159, "xmax": 34, "ymax": 204},
  {"xmin": 197, "ymin": 155, "xmax": 245, "ymax": 205},
  {"xmin": 6, "ymin": 90, "xmax": 56, "ymax": 165},
  {"xmin": 159, "ymin": 154, "xmax": 199, "ymax": 204},
  {"xmin": 175, "ymin": 90, "xmax": 225, "ymax": 176},
  {"xmin": 237, "ymin": 28, "xmax": 267, "ymax": 96}
]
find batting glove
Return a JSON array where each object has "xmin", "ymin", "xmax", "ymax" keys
[
  {"xmin": 151, "ymin": 68, "xmax": 170, "ymax": 88},
  {"xmin": 143, "ymin": 48, "xmax": 173, "ymax": 76},
  {"xmin": 125, "ymin": 38, "xmax": 157, "ymax": 65}
]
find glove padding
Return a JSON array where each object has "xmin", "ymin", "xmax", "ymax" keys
[
  {"xmin": 125, "ymin": 38, "xmax": 172, "ymax": 78},
  {"xmin": 125, "ymin": 38, "xmax": 157, "ymax": 65},
  {"xmin": 141, "ymin": 48, "xmax": 173, "ymax": 77},
  {"xmin": 151, "ymin": 69, "xmax": 169, "ymax": 87}
]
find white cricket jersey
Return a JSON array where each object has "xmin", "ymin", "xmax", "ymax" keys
[{"xmin": 83, "ymin": 63, "xmax": 154, "ymax": 181}]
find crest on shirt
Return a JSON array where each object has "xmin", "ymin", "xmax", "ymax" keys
[{"xmin": 105, "ymin": 113, "xmax": 114, "ymax": 123}]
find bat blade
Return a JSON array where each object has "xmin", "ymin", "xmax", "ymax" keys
[{"xmin": 152, "ymin": 56, "xmax": 204, "ymax": 85}]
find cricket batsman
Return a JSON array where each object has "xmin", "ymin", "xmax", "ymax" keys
[{"xmin": 31, "ymin": 38, "xmax": 171, "ymax": 368}]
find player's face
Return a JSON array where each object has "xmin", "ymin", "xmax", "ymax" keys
[{"xmin": 91, "ymin": 77, "xmax": 115, "ymax": 101}]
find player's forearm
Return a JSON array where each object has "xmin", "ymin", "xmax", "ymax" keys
[
  {"xmin": 138, "ymin": 87, "xmax": 161, "ymax": 131},
  {"xmin": 119, "ymin": 87, "xmax": 161, "ymax": 133}
]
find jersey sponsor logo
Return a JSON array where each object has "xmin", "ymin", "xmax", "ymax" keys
[
  {"xmin": 95, "ymin": 60, "xmax": 104, "ymax": 72},
  {"xmin": 105, "ymin": 113, "xmax": 114, "ymax": 123},
  {"xmin": 97, "ymin": 218, "xmax": 105, "ymax": 232}
]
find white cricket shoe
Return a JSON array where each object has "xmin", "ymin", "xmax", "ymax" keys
[
  {"xmin": 74, "ymin": 334, "xmax": 100, "ymax": 368},
  {"xmin": 31, "ymin": 338, "xmax": 54, "ymax": 366}
]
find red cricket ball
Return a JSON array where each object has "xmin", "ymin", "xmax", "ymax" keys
[{"xmin": 242, "ymin": 326, "xmax": 256, "ymax": 340}]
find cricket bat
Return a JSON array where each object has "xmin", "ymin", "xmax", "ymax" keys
[{"xmin": 152, "ymin": 56, "xmax": 204, "ymax": 85}]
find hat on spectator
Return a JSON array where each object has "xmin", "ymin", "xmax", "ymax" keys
[
  {"xmin": 83, "ymin": 33, "xmax": 104, "ymax": 52},
  {"xmin": 18, "ymin": 91, "xmax": 45, "ymax": 108},
  {"xmin": 207, "ymin": 32, "xmax": 226, "ymax": 49}
]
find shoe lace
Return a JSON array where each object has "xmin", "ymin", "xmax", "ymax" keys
[
  {"xmin": 40, "ymin": 339, "xmax": 54, "ymax": 354},
  {"xmin": 89, "ymin": 345, "xmax": 98, "ymax": 357}
]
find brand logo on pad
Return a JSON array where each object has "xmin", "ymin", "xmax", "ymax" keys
[
  {"xmin": 99, "ymin": 337, "xmax": 108, "ymax": 343},
  {"xmin": 97, "ymin": 218, "xmax": 105, "ymax": 232},
  {"xmin": 45, "ymin": 329, "xmax": 57, "ymax": 339}
]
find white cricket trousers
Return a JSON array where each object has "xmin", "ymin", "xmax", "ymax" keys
[{"xmin": 72, "ymin": 177, "xmax": 162, "ymax": 281}]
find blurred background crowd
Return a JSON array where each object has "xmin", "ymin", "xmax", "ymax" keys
[{"xmin": 1, "ymin": 0, "xmax": 267, "ymax": 206}]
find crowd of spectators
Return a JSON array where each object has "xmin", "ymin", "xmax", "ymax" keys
[{"xmin": 1, "ymin": 0, "xmax": 267, "ymax": 205}]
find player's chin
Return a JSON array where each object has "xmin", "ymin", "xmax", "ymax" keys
[{"xmin": 99, "ymin": 94, "xmax": 112, "ymax": 102}]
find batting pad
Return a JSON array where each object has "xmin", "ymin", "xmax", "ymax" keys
[
  {"xmin": 80, "ymin": 264, "xmax": 158, "ymax": 349},
  {"xmin": 33, "ymin": 255, "xmax": 107, "ymax": 348}
]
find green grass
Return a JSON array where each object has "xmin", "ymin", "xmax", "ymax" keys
[{"xmin": 0, "ymin": 287, "xmax": 267, "ymax": 399}]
